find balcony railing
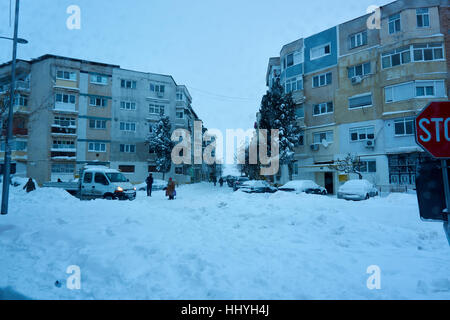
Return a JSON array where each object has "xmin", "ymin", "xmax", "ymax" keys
[
  {"xmin": 54, "ymin": 103, "xmax": 76, "ymax": 112},
  {"xmin": 0, "ymin": 80, "xmax": 30, "ymax": 93},
  {"xmin": 51, "ymin": 126, "xmax": 76, "ymax": 135},
  {"xmin": 13, "ymin": 128, "xmax": 28, "ymax": 136}
]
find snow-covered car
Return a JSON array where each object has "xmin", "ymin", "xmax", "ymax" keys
[
  {"xmin": 237, "ymin": 180, "xmax": 278, "ymax": 194},
  {"xmin": 135, "ymin": 179, "xmax": 167, "ymax": 191},
  {"xmin": 232, "ymin": 177, "xmax": 250, "ymax": 190},
  {"xmin": 337, "ymin": 179, "xmax": 378, "ymax": 201},
  {"xmin": 278, "ymin": 180, "xmax": 327, "ymax": 195}
]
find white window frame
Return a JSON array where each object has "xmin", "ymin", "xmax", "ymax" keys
[
  {"xmin": 413, "ymin": 43, "xmax": 444, "ymax": 62},
  {"xmin": 120, "ymin": 101, "xmax": 136, "ymax": 111},
  {"xmin": 394, "ymin": 118, "xmax": 415, "ymax": 136},
  {"xmin": 149, "ymin": 104, "xmax": 165, "ymax": 115},
  {"xmin": 54, "ymin": 116, "xmax": 76, "ymax": 127},
  {"xmin": 359, "ymin": 160, "xmax": 377, "ymax": 173},
  {"xmin": 51, "ymin": 163, "xmax": 74, "ymax": 174},
  {"xmin": 121, "ymin": 79, "xmax": 137, "ymax": 89},
  {"xmin": 348, "ymin": 92, "xmax": 372, "ymax": 109},
  {"xmin": 285, "ymin": 76, "xmax": 303, "ymax": 93},
  {"xmin": 52, "ymin": 139, "xmax": 75, "ymax": 150},
  {"xmin": 88, "ymin": 142, "xmax": 106, "ymax": 152},
  {"xmin": 55, "ymin": 93, "xmax": 76, "ymax": 105},
  {"xmin": 349, "ymin": 31, "xmax": 367, "ymax": 49},
  {"xmin": 349, "ymin": 126, "xmax": 375, "ymax": 142},
  {"xmin": 312, "ymin": 72, "xmax": 332, "ymax": 88},
  {"xmin": 416, "ymin": 8, "xmax": 430, "ymax": 28},
  {"xmin": 56, "ymin": 70, "xmax": 77, "ymax": 81},
  {"xmin": 313, "ymin": 102, "xmax": 334, "ymax": 116},
  {"xmin": 90, "ymin": 74, "xmax": 108, "ymax": 85},
  {"xmin": 119, "ymin": 144, "xmax": 136, "ymax": 153},
  {"xmin": 310, "ymin": 43, "xmax": 331, "ymax": 60},
  {"xmin": 89, "ymin": 96, "xmax": 107, "ymax": 107},
  {"xmin": 313, "ymin": 130, "xmax": 334, "ymax": 145},
  {"xmin": 381, "ymin": 46, "xmax": 411, "ymax": 69},
  {"xmin": 388, "ymin": 13, "xmax": 401, "ymax": 34},
  {"xmin": 119, "ymin": 122, "xmax": 136, "ymax": 132},
  {"xmin": 176, "ymin": 110, "xmax": 184, "ymax": 119},
  {"xmin": 89, "ymin": 119, "xmax": 107, "ymax": 130},
  {"xmin": 347, "ymin": 62, "xmax": 371, "ymax": 78}
]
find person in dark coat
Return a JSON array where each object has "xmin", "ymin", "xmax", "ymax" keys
[
  {"xmin": 219, "ymin": 177, "xmax": 224, "ymax": 187},
  {"xmin": 213, "ymin": 175, "xmax": 217, "ymax": 186},
  {"xmin": 145, "ymin": 173, "xmax": 154, "ymax": 197},
  {"xmin": 23, "ymin": 178, "xmax": 36, "ymax": 193},
  {"xmin": 166, "ymin": 178, "xmax": 176, "ymax": 200}
]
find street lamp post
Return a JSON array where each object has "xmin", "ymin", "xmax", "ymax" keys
[{"xmin": 1, "ymin": 0, "xmax": 22, "ymax": 215}]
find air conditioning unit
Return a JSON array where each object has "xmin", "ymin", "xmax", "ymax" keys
[
  {"xmin": 310, "ymin": 144, "xmax": 319, "ymax": 151},
  {"xmin": 365, "ymin": 139, "xmax": 375, "ymax": 148},
  {"xmin": 351, "ymin": 76, "xmax": 363, "ymax": 85}
]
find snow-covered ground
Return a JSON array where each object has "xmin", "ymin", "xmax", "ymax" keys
[{"xmin": 0, "ymin": 183, "xmax": 449, "ymax": 300}]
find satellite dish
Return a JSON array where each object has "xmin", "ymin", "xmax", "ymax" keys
[{"xmin": 322, "ymin": 139, "xmax": 329, "ymax": 148}]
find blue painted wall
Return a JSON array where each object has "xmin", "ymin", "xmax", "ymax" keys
[{"xmin": 304, "ymin": 27, "xmax": 337, "ymax": 74}]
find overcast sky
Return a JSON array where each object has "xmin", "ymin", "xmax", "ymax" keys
[{"xmin": 0, "ymin": 0, "xmax": 392, "ymax": 134}]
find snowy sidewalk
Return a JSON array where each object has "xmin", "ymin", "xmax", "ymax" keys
[{"xmin": 0, "ymin": 183, "xmax": 449, "ymax": 299}]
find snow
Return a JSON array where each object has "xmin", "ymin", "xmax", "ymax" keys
[
  {"xmin": 0, "ymin": 183, "xmax": 449, "ymax": 300},
  {"xmin": 279, "ymin": 180, "xmax": 318, "ymax": 191}
]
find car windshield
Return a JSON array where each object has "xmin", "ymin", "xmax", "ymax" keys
[{"xmin": 106, "ymin": 172, "xmax": 128, "ymax": 183}]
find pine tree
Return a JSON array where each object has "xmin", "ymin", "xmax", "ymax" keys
[
  {"xmin": 258, "ymin": 78, "xmax": 301, "ymax": 166},
  {"xmin": 147, "ymin": 116, "xmax": 174, "ymax": 180}
]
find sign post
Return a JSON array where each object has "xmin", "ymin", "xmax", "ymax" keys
[{"xmin": 415, "ymin": 101, "xmax": 450, "ymax": 245}]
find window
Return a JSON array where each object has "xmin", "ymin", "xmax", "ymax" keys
[
  {"xmin": 175, "ymin": 167, "xmax": 184, "ymax": 175},
  {"xmin": 382, "ymin": 46, "xmax": 410, "ymax": 69},
  {"xmin": 89, "ymin": 119, "xmax": 106, "ymax": 129},
  {"xmin": 298, "ymin": 132, "xmax": 304, "ymax": 146},
  {"xmin": 286, "ymin": 53, "xmax": 294, "ymax": 67},
  {"xmin": 347, "ymin": 62, "xmax": 371, "ymax": 78},
  {"xmin": 176, "ymin": 93, "xmax": 183, "ymax": 101},
  {"xmin": 350, "ymin": 126, "xmax": 375, "ymax": 142},
  {"xmin": 56, "ymin": 93, "xmax": 76, "ymax": 104},
  {"xmin": 349, "ymin": 31, "xmax": 367, "ymax": 49},
  {"xmin": 313, "ymin": 130, "xmax": 333, "ymax": 144},
  {"xmin": 95, "ymin": 173, "xmax": 109, "ymax": 185},
  {"xmin": 52, "ymin": 163, "xmax": 74, "ymax": 174},
  {"xmin": 349, "ymin": 93, "xmax": 372, "ymax": 109},
  {"xmin": 13, "ymin": 94, "xmax": 28, "ymax": 106},
  {"xmin": 385, "ymin": 80, "xmax": 445, "ymax": 102},
  {"xmin": 310, "ymin": 43, "xmax": 331, "ymax": 60},
  {"xmin": 149, "ymin": 104, "xmax": 165, "ymax": 115},
  {"xmin": 121, "ymin": 79, "xmax": 136, "ymax": 89},
  {"xmin": 148, "ymin": 165, "xmax": 157, "ymax": 172},
  {"xmin": 312, "ymin": 72, "xmax": 332, "ymax": 88},
  {"xmin": 90, "ymin": 74, "xmax": 108, "ymax": 85},
  {"xmin": 83, "ymin": 172, "xmax": 92, "ymax": 183},
  {"xmin": 360, "ymin": 160, "xmax": 377, "ymax": 173},
  {"xmin": 413, "ymin": 43, "xmax": 444, "ymax": 62},
  {"xmin": 394, "ymin": 118, "xmax": 415, "ymax": 136},
  {"xmin": 52, "ymin": 140, "xmax": 75, "ymax": 150},
  {"xmin": 150, "ymin": 83, "xmax": 165, "ymax": 93},
  {"xmin": 119, "ymin": 165, "xmax": 135, "ymax": 173},
  {"xmin": 176, "ymin": 110, "xmax": 184, "ymax": 119},
  {"xmin": 313, "ymin": 102, "xmax": 333, "ymax": 116},
  {"xmin": 88, "ymin": 142, "xmax": 106, "ymax": 152},
  {"xmin": 119, "ymin": 122, "xmax": 136, "ymax": 132},
  {"xmin": 285, "ymin": 76, "xmax": 303, "ymax": 93},
  {"xmin": 416, "ymin": 8, "xmax": 430, "ymax": 28},
  {"xmin": 120, "ymin": 101, "xmax": 136, "ymax": 110},
  {"xmin": 54, "ymin": 116, "xmax": 76, "ymax": 127},
  {"xmin": 56, "ymin": 70, "xmax": 76, "ymax": 81},
  {"xmin": 119, "ymin": 144, "xmax": 136, "ymax": 153},
  {"xmin": 389, "ymin": 13, "xmax": 401, "ymax": 34},
  {"xmin": 295, "ymin": 104, "xmax": 304, "ymax": 119},
  {"xmin": 89, "ymin": 97, "xmax": 107, "ymax": 107}
]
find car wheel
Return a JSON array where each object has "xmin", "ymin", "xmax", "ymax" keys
[
  {"xmin": 365, "ymin": 194, "xmax": 370, "ymax": 200},
  {"xmin": 321, "ymin": 190, "xmax": 327, "ymax": 195}
]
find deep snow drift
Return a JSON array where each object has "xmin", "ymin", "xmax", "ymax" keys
[{"xmin": 0, "ymin": 183, "xmax": 449, "ymax": 299}]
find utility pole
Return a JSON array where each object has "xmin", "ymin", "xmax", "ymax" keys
[{"xmin": 1, "ymin": 0, "xmax": 21, "ymax": 215}]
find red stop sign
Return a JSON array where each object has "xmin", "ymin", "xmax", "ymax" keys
[{"xmin": 415, "ymin": 101, "xmax": 450, "ymax": 159}]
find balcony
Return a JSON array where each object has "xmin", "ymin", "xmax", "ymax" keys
[
  {"xmin": 54, "ymin": 102, "xmax": 76, "ymax": 113},
  {"xmin": 0, "ymin": 80, "xmax": 30, "ymax": 94},
  {"xmin": 13, "ymin": 128, "xmax": 28, "ymax": 136},
  {"xmin": 51, "ymin": 126, "xmax": 77, "ymax": 135}
]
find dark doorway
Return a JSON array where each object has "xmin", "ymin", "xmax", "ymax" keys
[{"xmin": 325, "ymin": 172, "xmax": 334, "ymax": 194}]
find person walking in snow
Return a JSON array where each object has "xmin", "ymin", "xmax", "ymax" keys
[
  {"xmin": 145, "ymin": 173, "xmax": 154, "ymax": 197},
  {"xmin": 166, "ymin": 178, "xmax": 176, "ymax": 200},
  {"xmin": 23, "ymin": 178, "xmax": 36, "ymax": 193},
  {"xmin": 219, "ymin": 177, "xmax": 224, "ymax": 187},
  {"xmin": 213, "ymin": 175, "xmax": 217, "ymax": 186}
]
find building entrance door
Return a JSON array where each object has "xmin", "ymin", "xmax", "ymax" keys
[{"xmin": 325, "ymin": 172, "xmax": 334, "ymax": 194}]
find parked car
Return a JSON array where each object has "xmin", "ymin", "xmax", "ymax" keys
[
  {"xmin": 135, "ymin": 179, "xmax": 167, "ymax": 191},
  {"xmin": 337, "ymin": 179, "xmax": 378, "ymax": 201},
  {"xmin": 232, "ymin": 176, "xmax": 250, "ymax": 190},
  {"xmin": 278, "ymin": 180, "xmax": 327, "ymax": 195},
  {"xmin": 237, "ymin": 180, "xmax": 278, "ymax": 194}
]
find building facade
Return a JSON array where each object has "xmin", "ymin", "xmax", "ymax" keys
[
  {"xmin": 0, "ymin": 54, "xmax": 203, "ymax": 184},
  {"xmin": 265, "ymin": 0, "xmax": 449, "ymax": 193}
]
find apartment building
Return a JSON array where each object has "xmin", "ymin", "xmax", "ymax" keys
[
  {"xmin": 0, "ymin": 54, "xmax": 201, "ymax": 184},
  {"xmin": 264, "ymin": 0, "xmax": 449, "ymax": 193}
]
